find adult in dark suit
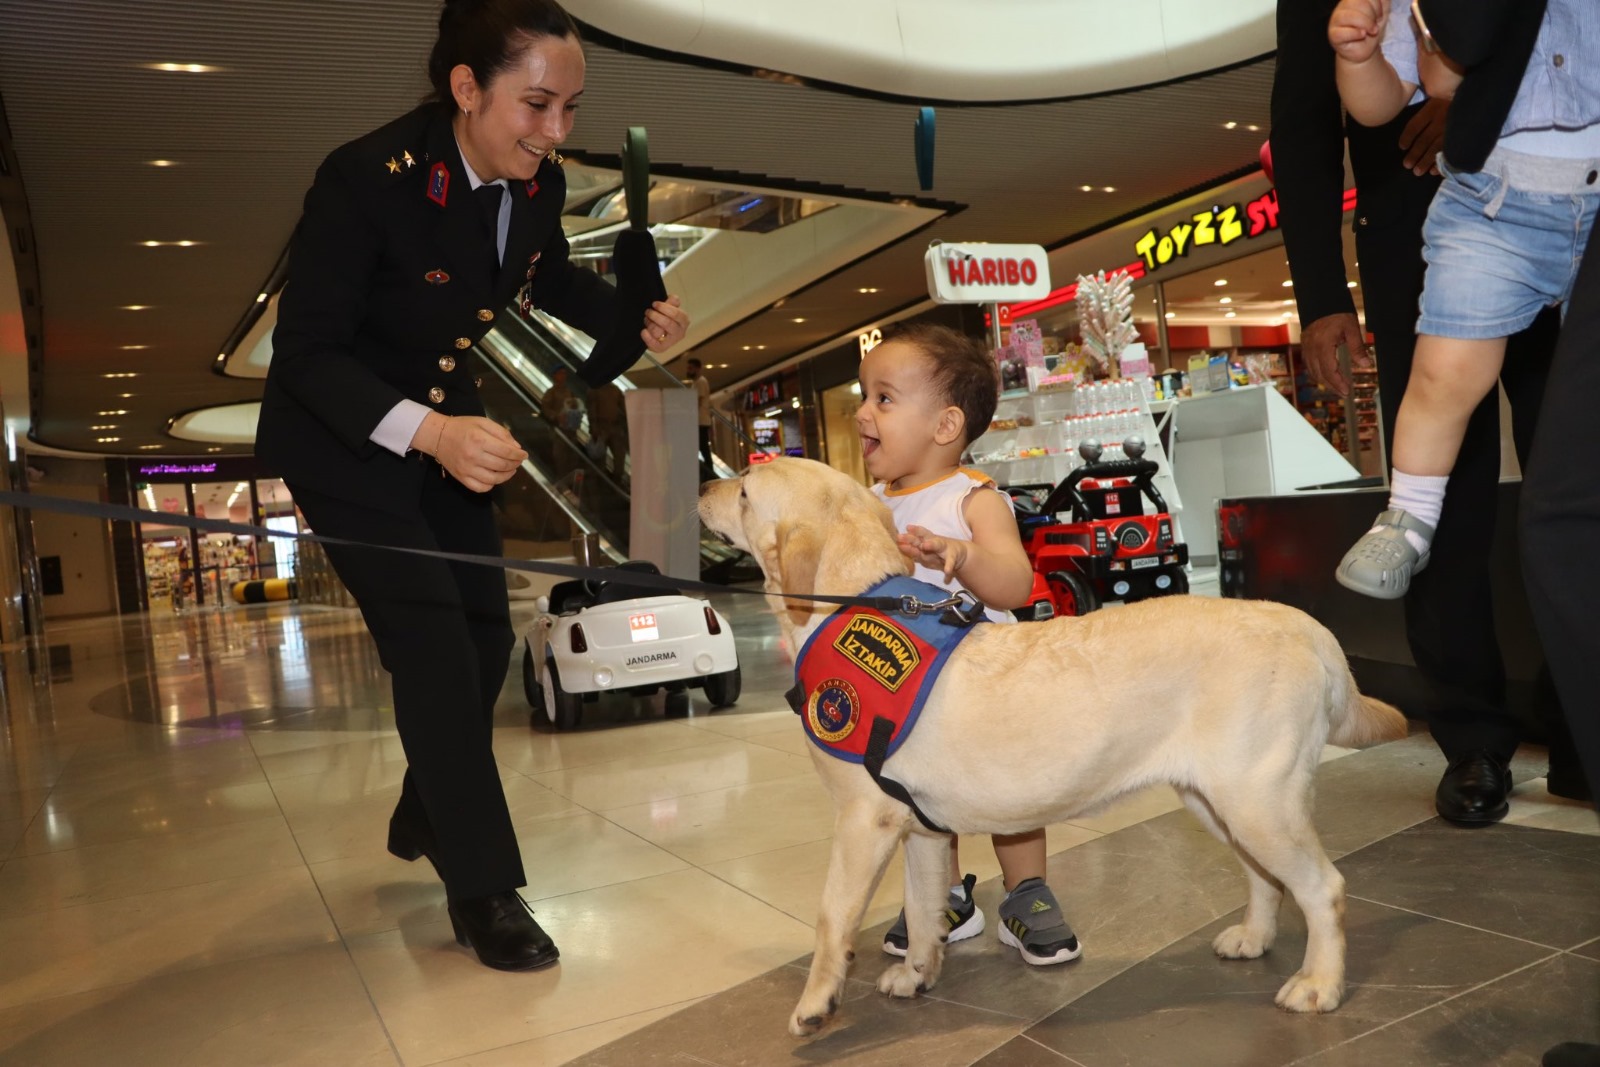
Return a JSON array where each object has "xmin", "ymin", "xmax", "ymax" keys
[
  {"xmin": 1271, "ymin": 0, "xmax": 1572, "ymax": 827},
  {"xmin": 255, "ymin": 0, "xmax": 688, "ymax": 971}
]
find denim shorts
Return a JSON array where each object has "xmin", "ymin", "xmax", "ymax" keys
[{"xmin": 1417, "ymin": 149, "xmax": 1600, "ymax": 339}]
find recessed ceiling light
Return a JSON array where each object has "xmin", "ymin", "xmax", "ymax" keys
[
  {"xmin": 139, "ymin": 444, "xmax": 161, "ymax": 450},
  {"xmin": 1219, "ymin": 296, "xmax": 1232, "ymax": 304},
  {"xmin": 1224, "ymin": 311, "xmax": 1237, "ymax": 319},
  {"xmin": 120, "ymin": 304, "xmax": 152, "ymax": 311},
  {"xmin": 1164, "ymin": 312, "xmax": 1175, "ymax": 319},
  {"xmin": 97, "ymin": 409, "xmax": 128, "ymax": 416},
  {"xmin": 137, "ymin": 240, "xmax": 202, "ymax": 248},
  {"xmin": 1347, "ymin": 280, "xmax": 1358, "ymax": 288},
  {"xmin": 1079, "ymin": 185, "xmax": 1093, "ymax": 192},
  {"xmin": 756, "ymin": 345, "xmax": 767, "ymax": 350},
  {"xmin": 118, "ymin": 393, "xmax": 136, "ymax": 398},
  {"xmin": 1214, "ymin": 279, "xmax": 1228, "ymax": 287},
  {"xmin": 147, "ymin": 159, "xmax": 179, "ymax": 167},
  {"xmin": 1281, "ymin": 280, "xmax": 1294, "ymax": 288},
  {"xmin": 90, "ymin": 425, "xmax": 116, "ymax": 430},
  {"xmin": 792, "ymin": 317, "xmax": 806, "ymax": 323},
  {"xmin": 1223, "ymin": 121, "xmax": 1238, "ymax": 130},
  {"xmin": 97, "ymin": 437, "xmax": 120, "ymax": 443},
  {"xmin": 741, "ymin": 345, "xmax": 752, "ymax": 351},
  {"xmin": 102, "ymin": 372, "xmax": 140, "ymax": 379},
  {"xmin": 144, "ymin": 62, "xmax": 223, "ymax": 73},
  {"xmin": 858, "ymin": 287, "xmax": 879, "ymax": 294},
  {"xmin": 1246, "ymin": 124, "xmax": 1261, "ymax": 132},
  {"xmin": 1102, "ymin": 186, "xmax": 1115, "ymax": 193},
  {"xmin": 206, "ymin": 447, "xmax": 223, "ymax": 453},
  {"xmin": 119, "ymin": 344, "xmax": 149, "ymax": 350},
  {"xmin": 1282, "ymin": 299, "xmax": 1295, "ymax": 305}
]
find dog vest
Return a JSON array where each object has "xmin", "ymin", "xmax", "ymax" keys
[{"xmin": 788, "ymin": 576, "xmax": 982, "ymax": 831}]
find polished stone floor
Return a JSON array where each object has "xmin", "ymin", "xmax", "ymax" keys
[{"xmin": 0, "ymin": 588, "xmax": 1595, "ymax": 1066}]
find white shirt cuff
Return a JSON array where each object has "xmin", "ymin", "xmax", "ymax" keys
[{"xmin": 371, "ymin": 399, "xmax": 433, "ymax": 457}]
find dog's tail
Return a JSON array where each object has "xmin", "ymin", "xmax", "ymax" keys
[{"xmin": 1318, "ymin": 628, "xmax": 1408, "ymax": 748}]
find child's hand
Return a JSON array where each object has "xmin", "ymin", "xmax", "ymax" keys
[
  {"xmin": 898, "ymin": 525, "xmax": 970, "ymax": 582},
  {"xmin": 1329, "ymin": 0, "xmax": 1385, "ymax": 64}
]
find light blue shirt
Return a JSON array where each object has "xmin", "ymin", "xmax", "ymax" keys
[
  {"xmin": 1500, "ymin": 0, "xmax": 1600, "ymax": 142},
  {"xmin": 1380, "ymin": 0, "xmax": 1427, "ymax": 108}
]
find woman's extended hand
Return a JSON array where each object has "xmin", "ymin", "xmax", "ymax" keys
[
  {"xmin": 642, "ymin": 295, "xmax": 690, "ymax": 353},
  {"xmin": 414, "ymin": 413, "xmax": 527, "ymax": 493}
]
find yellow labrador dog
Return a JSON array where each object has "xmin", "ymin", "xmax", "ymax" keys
[{"xmin": 699, "ymin": 457, "xmax": 1406, "ymax": 1037}]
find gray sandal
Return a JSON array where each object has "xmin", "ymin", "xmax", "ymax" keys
[{"xmin": 1335, "ymin": 508, "xmax": 1434, "ymax": 600}]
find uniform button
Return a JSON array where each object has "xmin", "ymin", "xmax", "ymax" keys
[
  {"xmin": 438, "ymin": 355, "xmax": 457, "ymax": 372},
  {"xmin": 1359, "ymin": 216, "xmax": 1368, "ymax": 227},
  {"xmin": 477, "ymin": 309, "xmax": 494, "ymax": 322},
  {"xmin": 1588, "ymin": 170, "xmax": 1598, "ymax": 186},
  {"xmin": 1554, "ymin": 54, "xmax": 1565, "ymax": 68},
  {"xmin": 474, "ymin": 376, "xmax": 484, "ymax": 388},
  {"xmin": 428, "ymin": 386, "xmax": 445, "ymax": 404},
  {"xmin": 455, "ymin": 337, "xmax": 471, "ymax": 350}
]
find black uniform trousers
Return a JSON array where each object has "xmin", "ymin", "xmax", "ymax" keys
[
  {"xmin": 1356, "ymin": 171, "xmax": 1563, "ymax": 762},
  {"xmin": 1522, "ymin": 232, "xmax": 1600, "ymax": 799},
  {"xmin": 289, "ymin": 466, "xmax": 522, "ymax": 902}
]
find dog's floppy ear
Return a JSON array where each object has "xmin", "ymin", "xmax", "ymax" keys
[{"xmin": 760, "ymin": 521, "xmax": 825, "ymax": 628}]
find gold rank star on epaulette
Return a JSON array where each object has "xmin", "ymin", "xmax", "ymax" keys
[{"xmin": 385, "ymin": 157, "xmax": 400, "ymax": 174}]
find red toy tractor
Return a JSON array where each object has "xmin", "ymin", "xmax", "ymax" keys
[{"xmin": 1007, "ymin": 439, "xmax": 1189, "ymax": 618}]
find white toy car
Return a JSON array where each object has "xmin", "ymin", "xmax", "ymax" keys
[{"xmin": 522, "ymin": 561, "xmax": 741, "ymax": 730}]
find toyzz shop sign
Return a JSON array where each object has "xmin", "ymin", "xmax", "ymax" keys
[
  {"xmin": 1133, "ymin": 190, "xmax": 1282, "ymax": 273},
  {"xmin": 924, "ymin": 242, "xmax": 1051, "ymax": 304}
]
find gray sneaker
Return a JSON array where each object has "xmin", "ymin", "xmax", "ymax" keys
[
  {"xmin": 882, "ymin": 872, "xmax": 985, "ymax": 957},
  {"xmin": 997, "ymin": 878, "xmax": 1081, "ymax": 965},
  {"xmin": 1335, "ymin": 508, "xmax": 1434, "ymax": 600}
]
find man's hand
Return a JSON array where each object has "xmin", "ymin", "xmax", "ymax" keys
[
  {"xmin": 1328, "ymin": 0, "xmax": 1385, "ymax": 64},
  {"xmin": 1399, "ymin": 97, "xmax": 1449, "ymax": 175},
  {"xmin": 897, "ymin": 525, "xmax": 969, "ymax": 583},
  {"xmin": 1300, "ymin": 312, "xmax": 1372, "ymax": 397},
  {"xmin": 414, "ymin": 413, "xmax": 528, "ymax": 493},
  {"xmin": 641, "ymin": 294, "xmax": 690, "ymax": 353}
]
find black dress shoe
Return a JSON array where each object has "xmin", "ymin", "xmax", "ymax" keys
[
  {"xmin": 1435, "ymin": 751, "xmax": 1512, "ymax": 826},
  {"xmin": 1544, "ymin": 1042, "xmax": 1600, "ymax": 1067},
  {"xmin": 448, "ymin": 891, "xmax": 560, "ymax": 971}
]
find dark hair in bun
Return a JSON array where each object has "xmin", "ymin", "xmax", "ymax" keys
[{"xmin": 428, "ymin": 0, "xmax": 580, "ymax": 111}]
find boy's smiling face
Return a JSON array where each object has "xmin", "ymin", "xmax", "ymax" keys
[{"xmin": 855, "ymin": 340, "xmax": 963, "ymax": 488}]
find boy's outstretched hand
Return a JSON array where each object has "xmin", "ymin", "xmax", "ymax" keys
[{"xmin": 898, "ymin": 525, "xmax": 970, "ymax": 582}]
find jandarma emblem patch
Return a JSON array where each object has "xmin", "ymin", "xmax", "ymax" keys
[
  {"xmin": 807, "ymin": 678, "xmax": 861, "ymax": 743},
  {"xmin": 832, "ymin": 614, "xmax": 920, "ymax": 692}
]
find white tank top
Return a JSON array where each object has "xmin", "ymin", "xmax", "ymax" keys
[{"xmin": 872, "ymin": 469, "xmax": 1016, "ymax": 625}]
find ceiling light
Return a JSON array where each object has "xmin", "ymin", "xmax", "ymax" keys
[
  {"xmin": 1214, "ymin": 279, "xmax": 1228, "ymax": 287},
  {"xmin": 147, "ymin": 159, "xmax": 179, "ymax": 167},
  {"xmin": 120, "ymin": 304, "xmax": 152, "ymax": 311},
  {"xmin": 1079, "ymin": 185, "xmax": 1093, "ymax": 192},
  {"xmin": 102, "ymin": 372, "xmax": 139, "ymax": 379},
  {"xmin": 1223, "ymin": 121, "xmax": 1238, "ymax": 130},
  {"xmin": 118, "ymin": 393, "xmax": 136, "ymax": 398},
  {"xmin": 137, "ymin": 240, "xmax": 202, "ymax": 248},
  {"xmin": 206, "ymin": 447, "xmax": 222, "ymax": 453},
  {"xmin": 90, "ymin": 425, "xmax": 116, "ymax": 430},
  {"xmin": 791, "ymin": 317, "xmax": 806, "ymax": 323},
  {"xmin": 741, "ymin": 345, "xmax": 752, "ymax": 351},
  {"xmin": 98, "ymin": 410, "xmax": 128, "ymax": 416},
  {"xmin": 1224, "ymin": 311, "xmax": 1237, "ymax": 319},
  {"xmin": 1282, "ymin": 299, "xmax": 1295, "ymax": 305},
  {"xmin": 790, "ymin": 398, "xmax": 800, "ymax": 409},
  {"xmin": 119, "ymin": 344, "xmax": 149, "ymax": 350},
  {"xmin": 1347, "ymin": 280, "xmax": 1358, "ymax": 288},
  {"xmin": 144, "ymin": 62, "xmax": 223, "ymax": 73},
  {"xmin": 1282, "ymin": 311, "xmax": 1293, "ymax": 318},
  {"xmin": 1102, "ymin": 186, "xmax": 1116, "ymax": 193},
  {"xmin": 97, "ymin": 437, "xmax": 120, "ymax": 443},
  {"xmin": 1218, "ymin": 296, "xmax": 1232, "ymax": 304},
  {"xmin": 139, "ymin": 444, "xmax": 161, "ymax": 450},
  {"xmin": 1164, "ymin": 312, "xmax": 1176, "ymax": 319},
  {"xmin": 1281, "ymin": 280, "xmax": 1294, "ymax": 288},
  {"xmin": 756, "ymin": 345, "xmax": 767, "ymax": 350},
  {"xmin": 858, "ymin": 287, "xmax": 879, "ymax": 294}
]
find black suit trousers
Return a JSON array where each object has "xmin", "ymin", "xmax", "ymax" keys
[
  {"xmin": 1521, "ymin": 235, "xmax": 1600, "ymax": 798},
  {"xmin": 289, "ymin": 468, "xmax": 523, "ymax": 901},
  {"xmin": 1357, "ymin": 195, "xmax": 1561, "ymax": 762}
]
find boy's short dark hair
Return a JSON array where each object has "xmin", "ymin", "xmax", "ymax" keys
[{"xmin": 880, "ymin": 321, "xmax": 999, "ymax": 445}]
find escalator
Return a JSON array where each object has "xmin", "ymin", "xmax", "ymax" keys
[{"xmin": 473, "ymin": 305, "xmax": 756, "ymax": 581}]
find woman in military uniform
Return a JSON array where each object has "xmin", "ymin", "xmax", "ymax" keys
[{"xmin": 255, "ymin": 0, "xmax": 688, "ymax": 971}]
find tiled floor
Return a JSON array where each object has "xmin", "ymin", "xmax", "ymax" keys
[{"xmin": 0, "ymin": 590, "xmax": 1595, "ymax": 1066}]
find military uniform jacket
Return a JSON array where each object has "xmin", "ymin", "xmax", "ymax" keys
[{"xmin": 257, "ymin": 102, "xmax": 617, "ymax": 514}]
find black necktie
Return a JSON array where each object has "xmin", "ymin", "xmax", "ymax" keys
[{"xmin": 474, "ymin": 183, "xmax": 504, "ymax": 274}]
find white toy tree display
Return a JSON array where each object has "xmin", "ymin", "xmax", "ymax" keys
[{"xmin": 1075, "ymin": 269, "xmax": 1139, "ymax": 377}]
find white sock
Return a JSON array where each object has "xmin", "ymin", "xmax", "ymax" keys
[
  {"xmin": 1381, "ymin": 470, "xmax": 1447, "ymax": 554},
  {"xmin": 950, "ymin": 882, "xmax": 967, "ymax": 900}
]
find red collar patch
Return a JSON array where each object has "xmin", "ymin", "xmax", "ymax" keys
[{"xmin": 427, "ymin": 161, "xmax": 450, "ymax": 207}]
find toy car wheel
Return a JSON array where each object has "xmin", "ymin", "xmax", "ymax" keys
[
  {"xmin": 1047, "ymin": 570, "xmax": 1101, "ymax": 616},
  {"xmin": 703, "ymin": 666, "xmax": 742, "ymax": 708},
  {"xmin": 523, "ymin": 643, "xmax": 549, "ymax": 727},
  {"xmin": 1168, "ymin": 569, "xmax": 1190, "ymax": 596},
  {"xmin": 664, "ymin": 687, "xmax": 692, "ymax": 717},
  {"xmin": 546, "ymin": 656, "xmax": 584, "ymax": 731}
]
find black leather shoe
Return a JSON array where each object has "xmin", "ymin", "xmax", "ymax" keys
[
  {"xmin": 1544, "ymin": 1042, "xmax": 1600, "ymax": 1067},
  {"xmin": 448, "ymin": 891, "xmax": 560, "ymax": 971},
  {"xmin": 1435, "ymin": 751, "xmax": 1512, "ymax": 826}
]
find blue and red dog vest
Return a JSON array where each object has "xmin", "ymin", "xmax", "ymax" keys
[{"xmin": 792, "ymin": 577, "xmax": 981, "ymax": 764}]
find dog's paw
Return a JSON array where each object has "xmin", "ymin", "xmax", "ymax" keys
[
  {"xmin": 1212, "ymin": 923, "xmax": 1272, "ymax": 960},
  {"xmin": 876, "ymin": 961, "xmax": 929, "ymax": 999},
  {"xmin": 1275, "ymin": 970, "xmax": 1343, "ymax": 1013},
  {"xmin": 788, "ymin": 994, "xmax": 838, "ymax": 1037}
]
